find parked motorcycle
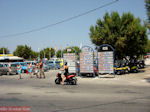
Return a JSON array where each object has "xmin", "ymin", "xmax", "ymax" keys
[
  {"xmin": 55, "ymin": 72, "xmax": 77, "ymax": 85},
  {"xmin": 137, "ymin": 60, "xmax": 145, "ymax": 69}
]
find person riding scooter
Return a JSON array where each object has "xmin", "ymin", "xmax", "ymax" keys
[
  {"xmin": 55, "ymin": 69, "xmax": 77, "ymax": 85},
  {"xmin": 61, "ymin": 62, "xmax": 69, "ymax": 85}
]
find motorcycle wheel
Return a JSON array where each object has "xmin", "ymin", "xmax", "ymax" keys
[
  {"xmin": 55, "ymin": 78, "xmax": 61, "ymax": 84},
  {"xmin": 72, "ymin": 79, "xmax": 77, "ymax": 85},
  {"xmin": 134, "ymin": 69, "xmax": 138, "ymax": 73},
  {"xmin": 116, "ymin": 71, "xmax": 121, "ymax": 75}
]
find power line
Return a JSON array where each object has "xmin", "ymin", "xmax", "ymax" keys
[{"xmin": 0, "ymin": 0, "xmax": 119, "ymax": 38}]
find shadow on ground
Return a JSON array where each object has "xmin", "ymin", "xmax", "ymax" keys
[{"xmin": 144, "ymin": 78, "xmax": 150, "ymax": 83}]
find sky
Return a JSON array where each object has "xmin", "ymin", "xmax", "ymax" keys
[{"xmin": 0, "ymin": 0, "xmax": 147, "ymax": 53}]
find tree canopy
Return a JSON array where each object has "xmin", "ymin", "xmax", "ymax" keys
[
  {"xmin": 144, "ymin": 0, "xmax": 150, "ymax": 29},
  {"xmin": 39, "ymin": 47, "xmax": 55, "ymax": 59},
  {"xmin": 0, "ymin": 47, "xmax": 9, "ymax": 54},
  {"xmin": 90, "ymin": 12, "xmax": 148, "ymax": 59},
  {"xmin": 13, "ymin": 45, "xmax": 33, "ymax": 59},
  {"xmin": 56, "ymin": 50, "xmax": 63, "ymax": 58},
  {"xmin": 145, "ymin": 0, "xmax": 150, "ymax": 23},
  {"xmin": 56, "ymin": 46, "xmax": 81, "ymax": 58},
  {"xmin": 63, "ymin": 46, "xmax": 81, "ymax": 55},
  {"xmin": 145, "ymin": 39, "xmax": 150, "ymax": 53}
]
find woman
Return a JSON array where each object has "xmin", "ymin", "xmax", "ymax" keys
[
  {"xmin": 17, "ymin": 64, "xmax": 22, "ymax": 79},
  {"xmin": 61, "ymin": 62, "xmax": 69, "ymax": 85},
  {"xmin": 28, "ymin": 63, "xmax": 33, "ymax": 78}
]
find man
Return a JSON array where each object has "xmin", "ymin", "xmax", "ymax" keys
[
  {"xmin": 33, "ymin": 62, "xmax": 39, "ymax": 78},
  {"xmin": 39, "ymin": 60, "xmax": 45, "ymax": 79}
]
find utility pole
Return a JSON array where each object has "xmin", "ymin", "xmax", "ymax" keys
[
  {"xmin": 3, "ymin": 48, "xmax": 5, "ymax": 55},
  {"xmin": 38, "ymin": 48, "xmax": 40, "ymax": 61},
  {"xmin": 49, "ymin": 48, "xmax": 51, "ymax": 60}
]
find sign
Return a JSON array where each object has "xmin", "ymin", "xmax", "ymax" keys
[
  {"xmin": 67, "ymin": 61, "xmax": 76, "ymax": 73},
  {"xmin": 0, "ymin": 54, "xmax": 13, "ymax": 57},
  {"xmin": 63, "ymin": 53, "xmax": 76, "ymax": 73},
  {"xmin": 98, "ymin": 51, "xmax": 114, "ymax": 74},
  {"xmin": 63, "ymin": 53, "xmax": 76, "ymax": 62},
  {"xmin": 80, "ymin": 47, "xmax": 94, "ymax": 73},
  {"xmin": 67, "ymin": 49, "xmax": 72, "ymax": 52},
  {"xmin": 102, "ymin": 47, "xmax": 108, "ymax": 51}
]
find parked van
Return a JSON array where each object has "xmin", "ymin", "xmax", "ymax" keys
[
  {"xmin": 47, "ymin": 60, "xmax": 61, "ymax": 69},
  {"xmin": 0, "ymin": 63, "xmax": 8, "ymax": 75},
  {"xmin": 0, "ymin": 63, "xmax": 18, "ymax": 75}
]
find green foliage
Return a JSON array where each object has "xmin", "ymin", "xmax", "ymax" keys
[
  {"xmin": 63, "ymin": 46, "xmax": 81, "ymax": 55},
  {"xmin": 56, "ymin": 50, "xmax": 63, "ymax": 58},
  {"xmin": 31, "ymin": 51, "xmax": 39, "ymax": 59},
  {"xmin": 13, "ymin": 45, "xmax": 33, "ymax": 59},
  {"xmin": 145, "ymin": 39, "xmax": 150, "ymax": 53},
  {"xmin": 145, "ymin": 0, "xmax": 150, "ymax": 29},
  {"xmin": 0, "ymin": 47, "xmax": 9, "ymax": 54},
  {"xmin": 90, "ymin": 12, "xmax": 148, "ymax": 59},
  {"xmin": 145, "ymin": 0, "xmax": 150, "ymax": 23},
  {"xmin": 39, "ymin": 47, "xmax": 55, "ymax": 59}
]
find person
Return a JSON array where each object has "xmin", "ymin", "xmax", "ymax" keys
[
  {"xmin": 33, "ymin": 62, "xmax": 39, "ymax": 78},
  {"xmin": 61, "ymin": 62, "xmax": 69, "ymax": 85},
  {"xmin": 17, "ymin": 64, "xmax": 22, "ymax": 79},
  {"xmin": 39, "ymin": 60, "xmax": 45, "ymax": 79},
  {"xmin": 28, "ymin": 63, "xmax": 33, "ymax": 78}
]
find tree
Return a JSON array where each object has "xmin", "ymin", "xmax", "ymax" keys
[
  {"xmin": 89, "ymin": 12, "xmax": 148, "ymax": 59},
  {"xmin": 39, "ymin": 47, "xmax": 55, "ymax": 59},
  {"xmin": 63, "ymin": 46, "xmax": 81, "ymax": 55},
  {"xmin": 0, "ymin": 47, "xmax": 9, "ymax": 54},
  {"xmin": 145, "ymin": 0, "xmax": 150, "ymax": 23},
  {"xmin": 56, "ymin": 50, "xmax": 63, "ymax": 58},
  {"xmin": 144, "ymin": 0, "xmax": 150, "ymax": 29},
  {"xmin": 31, "ymin": 51, "xmax": 39, "ymax": 60},
  {"xmin": 13, "ymin": 45, "xmax": 33, "ymax": 59},
  {"xmin": 145, "ymin": 39, "xmax": 150, "ymax": 53}
]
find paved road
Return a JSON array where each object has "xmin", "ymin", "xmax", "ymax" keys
[{"xmin": 0, "ymin": 68, "xmax": 150, "ymax": 112}]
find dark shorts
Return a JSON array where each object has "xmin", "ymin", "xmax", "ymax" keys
[{"xmin": 64, "ymin": 72, "xmax": 68, "ymax": 76}]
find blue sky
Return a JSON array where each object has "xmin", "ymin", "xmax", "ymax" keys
[{"xmin": 0, "ymin": 0, "xmax": 147, "ymax": 53}]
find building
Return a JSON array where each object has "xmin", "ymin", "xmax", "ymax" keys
[{"xmin": 0, "ymin": 54, "xmax": 24, "ymax": 62}]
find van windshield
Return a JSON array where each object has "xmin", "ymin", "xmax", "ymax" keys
[
  {"xmin": 55, "ymin": 61, "xmax": 60, "ymax": 64},
  {"xmin": 11, "ymin": 64, "xmax": 17, "ymax": 67},
  {"xmin": 0, "ymin": 64, "xmax": 4, "ymax": 67}
]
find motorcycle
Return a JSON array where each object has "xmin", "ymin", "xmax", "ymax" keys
[{"xmin": 55, "ymin": 71, "xmax": 77, "ymax": 85}]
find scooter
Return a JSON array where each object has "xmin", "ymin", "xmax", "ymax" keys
[
  {"xmin": 114, "ymin": 64, "xmax": 129, "ymax": 75},
  {"xmin": 55, "ymin": 71, "xmax": 77, "ymax": 85}
]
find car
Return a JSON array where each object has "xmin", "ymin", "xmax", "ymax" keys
[
  {"xmin": 47, "ymin": 60, "xmax": 60, "ymax": 70},
  {"xmin": 55, "ymin": 61, "xmax": 61, "ymax": 69},
  {"xmin": 4, "ymin": 63, "xmax": 18, "ymax": 75},
  {"xmin": 43, "ymin": 64, "xmax": 49, "ymax": 72},
  {"xmin": 0, "ymin": 63, "xmax": 9, "ymax": 75}
]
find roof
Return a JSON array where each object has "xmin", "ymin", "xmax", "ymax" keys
[{"xmin": 0, "ymin": 56, "xmax": 23, "ymax": 60}]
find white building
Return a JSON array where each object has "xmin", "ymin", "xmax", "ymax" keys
[{"xmin": 0, "ymin": 54, "xmax": 24, "ymax": 62}]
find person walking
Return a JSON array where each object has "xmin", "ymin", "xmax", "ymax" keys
[
  {"xmin": 33, "ymin": 62, "xmax": 39, "ymax": 78},
  {"xmin": 17, "ymin": 64, "xmax": 22, "ymax": 79},
  {"xmin": 28, "ymin": 63, "xmax": 33, "ymax": 78},
  {"xmin": 39, "ymin": 60, "xmax": 45, "ymax": 79}
]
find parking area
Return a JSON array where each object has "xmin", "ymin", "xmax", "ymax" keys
[{"xmin": 0, "ymin": 66, "xmax": 150, "ymax": 112}]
